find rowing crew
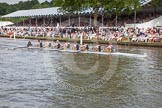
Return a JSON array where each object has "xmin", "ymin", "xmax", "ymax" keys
[{"xmin": 27, "ymin": 40, "xmax": 115, "ymax": 53}]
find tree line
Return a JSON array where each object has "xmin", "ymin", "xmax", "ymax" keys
[
  {"xmin": 0, "ymin": 0, "xmax": 161, "ymax": 16},
  {"xmin": 0, "ymin": 0, "xmax": 53, "ymax": 16}
]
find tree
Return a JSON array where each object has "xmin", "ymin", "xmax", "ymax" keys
[
  {"xmin": 0, "ymin": 3, "xmax": 8, "ymax": 15},
  {"xmin": 150, "ymin": 0, "xmax": 161, "ymax": 15},
  {"xmin": 32, "ymin": 4, "xmax": 42, "ymax": 9},
  {"xmin": 52, "ymin": 0, "xmax": 143, "ymax": 26},
  {"xmin": 104, "ymin": 0, "xmax": 127, "ymax": 26},
  {"xmin": 52, "ymin": 0, "xmax": 107, "ymax": 26},
  {"xmin": 41, "ymin": 0, "xmax": 52, "ymax": 8}
]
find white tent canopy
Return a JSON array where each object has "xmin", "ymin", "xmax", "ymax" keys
[
  {"xmin": 0, "ymin": 21, "xmax": 14, "ymax": 27},
  {"xmin": 1, "ymin": 7, "xmax": 63, "ymax": 18}
]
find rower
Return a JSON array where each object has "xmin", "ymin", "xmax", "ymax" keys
[
  {"xmin": 43, "ymin": 40, "xmax": 51, "ymax": 48},
  {"xmin": 81, "ymin": 44, "xmax": 89, "ymax": 51},
  {"xmin": 54, "ymin": 40, "xmax": 61, "ymax": 49},
  {"xmin": 43, "ymin": 40, "xmax": 49, "ymax": 48},
  {"xmin": 76, "ymin": 43, "xmax": 80, "ymax": 50},
  {"xmin": 27, "ymin": 41, "xmax": 32, "ymax": 47},
  {"xmin": 86, "ymin": 44, "xmax": 89, "ymax": 51},
  {"xmin": 104, "ymin": 43, "xmax": 115, "ymax": 52},
  {"xmin": 72, "ymin": 42, "xmax": 80, "ymax": 50},
  {"xmin": 37, "ymin": 40, "xmax": 43, "ymax": 48},
  {"xmin": 62, "ymin": 42, "xmax": 70, "ymax": 50},
  {"xmin": 48, "ymin": 42, "xmax": 52, "ymax": 48},
  {"xmin": 93, "ymin": 43, "xmax": 101, "ymax": 52},
  {"xmin": 67, "ymin": 42, "xmax": 70, "ymax": 48}
]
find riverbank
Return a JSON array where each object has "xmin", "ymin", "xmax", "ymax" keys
[{"xmin": 1, "ymin": 35, "xmax": 162, "ymax": 47}]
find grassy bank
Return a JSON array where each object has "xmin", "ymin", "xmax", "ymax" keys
[{"xmin": 1, "ymin": 35, "xmax": 162, "ymax": 47}]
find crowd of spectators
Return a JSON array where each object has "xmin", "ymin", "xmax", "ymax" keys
[
  {"xmin": 1, "ymin": 10, "xmax": 162, "ymax": 43},
  {"xmin": 0, "ymin": 26, "xmax": 162, "ymax": 43}
]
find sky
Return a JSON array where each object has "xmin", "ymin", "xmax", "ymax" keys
[{"xmin": 0, "ymin": 0, "xmax": 52, "ymax": 4}]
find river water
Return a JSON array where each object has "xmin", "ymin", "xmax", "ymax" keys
[{"xmin": 0, "ymin": 38, "xmax": 162, "ymax": 108}]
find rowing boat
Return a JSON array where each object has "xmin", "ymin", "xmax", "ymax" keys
[
  {"xmin": 80, "ymin": 51, "xmax": 147, "ymax": 58},
  {"xmin": 57, "ymin": 49, "xmax": 146, "ymax": 58},
  {"xmin": 12, "ymin": 46, "xmax": 147, "ymax": 58}
]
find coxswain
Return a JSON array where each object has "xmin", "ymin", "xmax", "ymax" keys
[{"xmin": 27, "ymin": 41, "xmax": 32, "ymax": 47}]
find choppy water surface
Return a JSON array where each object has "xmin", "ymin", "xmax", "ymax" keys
[{"xmin": 0, "ymin": 38, "xmax": 162, "ymax": 108}]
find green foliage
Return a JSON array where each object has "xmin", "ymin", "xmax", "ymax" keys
[
  {"xmin": 0, "ymin": 0, "xmax": 161, "ymax": 16},
  {"xmin": 0, "ymin": 0, "xmax": 53, "ymax": 16},
  {"xmin": 151, "ymin": 0, "xmax": 161, "ymax": 6},
  {"xmin": 53, "ymin": 0, "xmax": 85, "ymax": 13},
  {"xmin": 52, "ymin": 0, "xmax": 143, "ymax": 15},
  {"xmin": 0, "ymin": 3, "xmax": 9, "ymax": 15},
  {"xmin": 41, "ymin": 0, "xmax": 52, "ymax": 8},
  {"xmin": 0, "ymin": 17, "xmax": 28, "ymax": 23}
]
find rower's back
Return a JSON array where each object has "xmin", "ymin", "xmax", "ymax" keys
[
  {"xmin": 98, "ymin": 45, "xmax": 101, "ymax": 52},
  {"xmin": 76, "ymin": 44, "xmax": 79, "ymax": 50},
  {"xmin": 27, "ymin": 41, "xmax": 32, "ymax": 47}
]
